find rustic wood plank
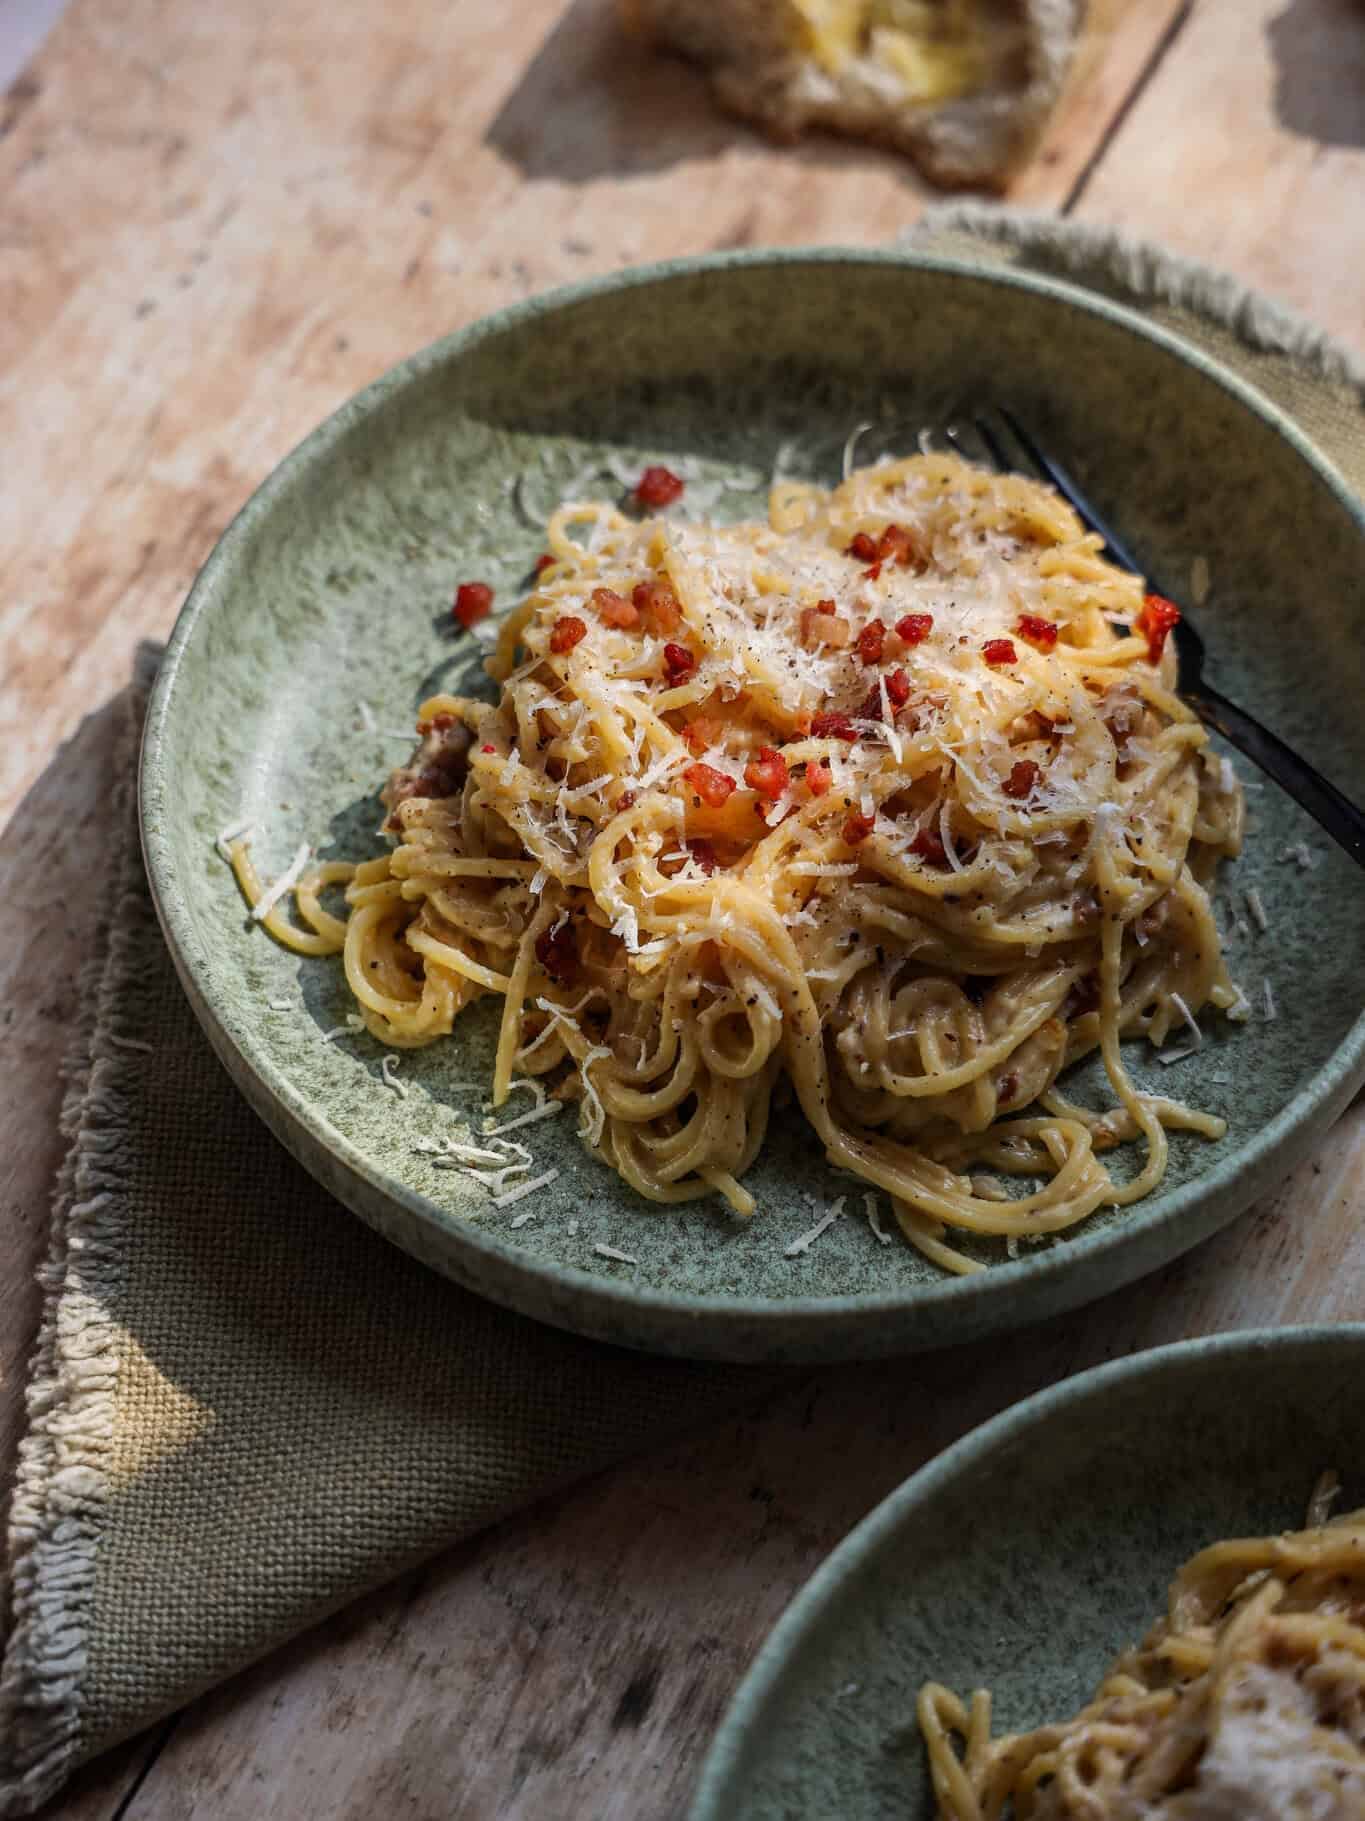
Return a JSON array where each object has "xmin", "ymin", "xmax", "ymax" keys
[
  {"xmin": 1010, "ymin": 0, "xmax": 1190, "ymax": 206},
  {"xmin": 4, "ymin": 0, "xmax": 1362, "ymax": 1817},
  {"xmin": 29, "ymin": 1730, "xmax": 168, "ymax": 1821},
  {"xmin": 0, "ymin": 0, "xmax": 1202, "ymax": 828},
  {"xmin": 1072, "ymin": 0, "xmax": 1365, "ymax": 352}
]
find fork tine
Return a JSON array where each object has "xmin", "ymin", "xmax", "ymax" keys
[
  {"xmin": 970, "ymin": 415, "xmax": 1011, "ymax": 474},
  {"xmin": 944, "ymin": 422, "xmax": 999, "ymax": 471},
  {"xmin": 994, "ymin": 408, "xmax": 1142, "ymax": 577}
]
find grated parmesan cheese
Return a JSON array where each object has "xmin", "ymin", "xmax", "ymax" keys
[
  {"xmin": 320, "ymin": 1015, "xmax": 365, "ymax": 1043},
  {"xmin": 938, "ymin": 802, "xmax": 963, "ymax": 874},
  {"xmin": 215, "ymin": 816, "xmax": 255, "ymax": 864},
  {"xmin": 379, "ymin": 1054, "xmax": 407, "ymax": 1098},
  {"xmin": 1168, "ymin": 991, "xmax": 1203, "ymax": 1052},
  {"xmin": 1278, "ymin": 841, "xmax": 1319, "ymax": 873},
  {"xmin": 863, "ymin": 1193, "xmax": 892, "ymax": 1247},
  {"xmin": 785, "ymin": 1196, "xmax": 845, "ymax": 1258},
  {"xmin": 482, "ymin": 1100, "xmax": 565, "ymax": 1137},
  {"xmin": 251, "ymin": 843, "xmax": 311, "ymax": 923},
  {"xmin": 594, "ymin": 1242, "xmax": 638, "ymax": 1264},
  {"xmin": 578, "ymin": 1046, "xmax": 611, "ymax": 1145},
  {"xmin": 492, "ymin": 1168, "xmax": 559, "ymax": 1209},
  {"xmin": 508, "ymin": 1210, "xmax": 537, "ymax": 1229},
  {"xmin": 841, "ymin": 422, "xmax": 873, "ymax": 482},
  {"xmin": 1262, "ymin": 977, "xmax": 1278, "ymax": 1021},
  {"xmin": 1244, "ymin": 887, "xmax": 1269, "ymax": 934}
]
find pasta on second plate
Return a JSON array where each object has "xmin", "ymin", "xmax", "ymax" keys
[{"xmin": 919, "ymin": 1475, "xmax": 1365, "ymax": 1819}]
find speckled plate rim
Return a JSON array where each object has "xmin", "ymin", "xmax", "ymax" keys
[
  {"xmin": 141, "ymin": 247, "xmax": 1365, "ymax": 1358},
  {"xmin": 688, "ymin": 1322, "xmax": 1365, "ymax": 1818}
]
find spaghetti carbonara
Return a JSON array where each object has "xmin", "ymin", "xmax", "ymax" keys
[
  {"xmin": 919, "ymin": 1476, "xmax": 1365, "ymax": 1818},
  {"xmin": 229, "ymin": 451, "xmax": 1246, "ymax": 1269}
]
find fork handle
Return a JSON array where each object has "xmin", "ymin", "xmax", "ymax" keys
[{"xmin": 1185, "ymin": 683, "xmax": 1365, "ymax": 868}]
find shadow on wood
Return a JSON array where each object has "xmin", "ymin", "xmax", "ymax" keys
[
  {"xmin": 1265, "ymin": 0, "xmax": 1365, "ymax": 149},
  {"xmin": 484, "ymin": 0, "xmax": 912, "ymax": 189}
]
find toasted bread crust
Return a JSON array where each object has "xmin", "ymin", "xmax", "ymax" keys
[{"xmin": 619, "ymin": 0, "xmax": 1079, "ymax": 189}]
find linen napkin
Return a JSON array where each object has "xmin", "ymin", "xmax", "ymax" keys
[{"xmin": 2, "ymin": 211, "xmax": 1362, "ymax": 1817}]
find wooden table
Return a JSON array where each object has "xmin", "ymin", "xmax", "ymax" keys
[{"xmin": 3, "ymin": 0, "xmax": 1363, "ymax": 1814}]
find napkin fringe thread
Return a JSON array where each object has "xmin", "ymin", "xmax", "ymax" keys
[
  {"xmin": 0, "ymin": 673, "xmax": 154, "ymax": 1817},
  {"xmin": 915, "ymin": 203, "xmax": 1365, "ymax": 395}
]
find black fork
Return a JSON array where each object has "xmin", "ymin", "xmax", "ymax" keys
[{"xmin": 944, "ymin": 409, "xmax": 1365, "ymax": 869}]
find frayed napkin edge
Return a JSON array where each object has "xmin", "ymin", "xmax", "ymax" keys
[{"xmin": 0, "ymin": 647, "xmax": 162, "ymax": 1817}]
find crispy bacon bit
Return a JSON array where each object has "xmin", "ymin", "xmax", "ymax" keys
[
  {"xmin": 592, "ymin": 586, "xmax": 639, "ymax": 628},
  {"xmin": 846, "ymin": 532, "xmax": 879, "ymax": 563},
  {"xmin": 911, "ymin": 826, "xmax": 947, "ymax": 866},
  {"xmin": 384, "ymin": 717, "xmax": 473, "ymax": 818},
  {"xmin": 1002, "ymin": 759, "xmax": 1040, "ymax": 800},
  {"xmin": 1016, "ymin": 614, "xmax": 1058, "ymax": 652},
  {"xmin": 982, "ymin": 638, "xmax": 1017, "ymax": 667},
  {"xmin": 1137, "ymin": 592, "xmax": 1182, "ymax": 663},
  {"xmin": 550, "ymin": 615, "xmax": 588, "ymax": 654},
  {"xmin": 617, "ymin": 789, "xmax": 637, "ymax": 811},
  {"xmin": 534, "ymin": 553, "xmax": 555, "ymax": 575},
  {"xmin": 810, "ymin": 711, "xmax": 858, "ymax": 742},
  {"xmin": 535, "ymin": 920, "xmax": 578, "ymax": 982},
  {"xmin": 877, "ymin": 523, "xmax": 922, "ymax": 568},
  {"xmin": 842, "ymin": 811, "xmax": 875, "ymax": 845},
  {"xmin": 480, "ymin": 743, "xmax": 497, "ymax": 754},
  {"xmin": 687, "ymin": 838, "xmax": 718, "ymax": 875},
  {"xmin": 806, "ymin": 759, "xmax": 832, "ymax": 797},
  {"xmin": 857, "ymin": 673, "xmax": 913, "ymax": 722},
  {"xmin": 799, "ymin": 602, "xmax": 851, "ymax": 650},
  {"xmin": 681, "ymin": 717, "xmax": 720, "ymax": 755},
  {"xmin": 684, "ymin": 762, "xmax": 736, "ymax": 808},
  {"xmin": 744, "ymin": 747, "xmax": 789, "ymax": 799},
  {"xmin": 416, "ymin": 711, "xmax": 457, "ymax": 736},
  {"xmin": 885, "ymin": 668, "xmax": 911, "ymax": 708},
  {"xmin": 663, "ymin": 642, "xmax": 697, "ymax": 684},
  {"xmin": 635, "ymin": 465, "xmax": 685, "ymax": 508},
  {"xmin": 895, "ymin": 612, "xmax": 933, "ymax": 647},
  {"xmin": 856, "ymin": 618, "xmax": 886, "ymax": 666},
  {"xmin": 632, "ymin": 580, "xmax": 682, "ymax": 633},
  {"xmin": 453, "ymin": 581, "xmax": 494, "ymax": 628},
  {"xmin": 1017, "ymin": 709, "xmax": 1059, "ymax": 741}
]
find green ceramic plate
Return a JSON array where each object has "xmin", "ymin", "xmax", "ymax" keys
[
  {"xmin": 690, "ymin": 1324, "xmax": 1365, "ymax": 1819},
  {"xmin": 141, "ymin": 250, "xmax": 1365, "ymax": 1362}
]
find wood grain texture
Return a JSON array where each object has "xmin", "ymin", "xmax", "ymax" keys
[
  {"xmin": 1073, "ymin": 0, "xmax": 1365, "ymax": 350},
  {"xmin": 0, "ymin": 0, "xmax": 1361, "ymax": 1816}
]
